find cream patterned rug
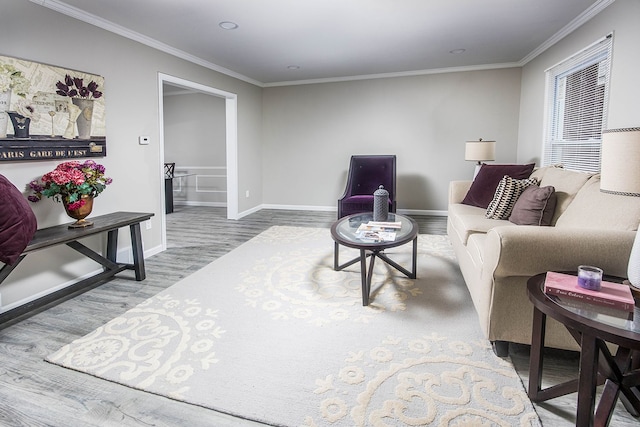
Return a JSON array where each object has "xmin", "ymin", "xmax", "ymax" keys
[{"xmin": 47, "ymin": 226, "xmax": 540, "ymax": 426}]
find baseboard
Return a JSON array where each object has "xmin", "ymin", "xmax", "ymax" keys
[
  {"xmin": 257, "ymin": 204, "xmax": 447, "ymax": 217},
  {"xmin": 175, "ymin": 201, "xmax": 448, "ymax": 218},
  {"xmin": 174, "ymin": 201, "xmax": 227, "ymax": 207}
]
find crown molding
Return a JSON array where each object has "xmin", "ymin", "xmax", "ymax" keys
[
  {"xmin": 263, "ymin": 62, "xmax": 522, "ymax": 87},
  {"xmin": 518, "ymin": 0, "xmax": 615, "ymax": 66},
  {"xmin": 31, "ymin": 0, "xmax": 614, "ymax": 88},
  {"xmin": 30, "ymin": 0, "xmax": 264, "ymax": 87}
]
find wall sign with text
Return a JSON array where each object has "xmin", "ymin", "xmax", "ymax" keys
[{"xmin": 0, "ymin": 54, "xmax": 106, "ymax": 162}]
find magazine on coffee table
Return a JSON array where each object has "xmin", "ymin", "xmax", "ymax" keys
[
  {"xmin": 356, "ymin": 221, "xmax": 401, "ymax": 233},
  {"xmin": 355, "ymin": 230, "xmax": 396, "ymax": 243}
]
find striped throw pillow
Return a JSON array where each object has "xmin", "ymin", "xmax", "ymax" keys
[{"xmin": 485, "ymin": 176, "xmax": 538, "ymax": 220}]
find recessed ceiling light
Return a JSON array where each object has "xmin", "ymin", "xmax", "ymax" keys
[
  {"xmin": 219, "ymin": 21, "xmax": 239, "ymax": 30},
  {"xmin": 449, "ymin": 49, "xmax": 466, "ymax": 54},
  {"xmin": 287, "ymin": 65, "xmax": 300, "ymax": 70}
]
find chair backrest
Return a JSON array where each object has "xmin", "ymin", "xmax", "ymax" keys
[{"xmin": 345, "ymin": 155, "xmax": 396, "ymax": 200}]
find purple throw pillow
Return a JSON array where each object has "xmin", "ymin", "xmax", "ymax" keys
[
  {"xmin": 509, "ymin": 185, "xmax": 557, "ymax": 226},
  {"xmin": 461, "ymin": 163, "xmax": 535, "ymax": 208},
  {"xmin": 0, "ymin": 174, "xmax": 37, "ymax": 265}
]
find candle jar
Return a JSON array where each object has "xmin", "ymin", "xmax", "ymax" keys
[{"xmin": 577, "ymin": 265, "xmax": 603, "ymax": 291}]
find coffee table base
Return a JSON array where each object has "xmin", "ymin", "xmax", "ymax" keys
[{"xmin": 333, "ymin": 239, "xmax": 417, "ymax": 306}]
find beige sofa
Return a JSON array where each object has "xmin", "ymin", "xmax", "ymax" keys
[{"xmin": 447, "ymin": 165, "xmax": 640, "ymax": 356}]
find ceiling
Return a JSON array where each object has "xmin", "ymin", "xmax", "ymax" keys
[{"xmin": 34, "ymin": 0, "xmax": 609, "ymax": 86}]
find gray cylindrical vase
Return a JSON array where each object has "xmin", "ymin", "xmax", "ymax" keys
[{"xmin": 373, "ymin": 185, "xmax": 389, "ymax": 222}]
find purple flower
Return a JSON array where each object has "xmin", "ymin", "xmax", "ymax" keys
[
  {"xmin": 28, "ymin": 180, "xmax": 44, "ymax": 192},
  {"xmin": 55, "ymin": 74, "xmax": 102, "ymax": 100}
]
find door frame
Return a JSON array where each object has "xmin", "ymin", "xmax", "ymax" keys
[{"xmin": 157, "ymin": 73, "xmax": 239, "ymax": 250}]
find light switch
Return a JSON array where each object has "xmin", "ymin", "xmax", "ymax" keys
[{"xmin": 139, "ymin": 136, "xmax": 150, "ymax": 145}]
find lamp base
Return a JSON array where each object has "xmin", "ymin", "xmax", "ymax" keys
[{"xmin": 473, "ymin": 163, "xmax": 482, "ymax": 179}]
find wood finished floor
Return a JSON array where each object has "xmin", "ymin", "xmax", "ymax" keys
[{"xmin": 0, "ymin": 206, "xmax": 637, "ymax": 426}]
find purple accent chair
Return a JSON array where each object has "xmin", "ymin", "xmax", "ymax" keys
[{"xmin": 337, "ymin": 155, "xmax": 397, "ymax": 219}]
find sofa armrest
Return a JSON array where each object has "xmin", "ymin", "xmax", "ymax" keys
[
  {"xmin": 449, "ymin": 181, "xmax": 472, "ymax": 204},
  {"xmin": 484, "ymin": 226, "xmax": 636, "ymax": 279}
]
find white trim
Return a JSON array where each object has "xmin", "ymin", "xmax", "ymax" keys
[
  {"xmin": 31, "ymin": 0, "xmax": 262, "ymax": 87},
  {"xmin": 158, "ymin": 73, "xmax": 239, "ymax": 253},
  {"xmin": 0, "ymin": 243, "xmax": 163, "ymax": 314},
  {"xmin": 175, "ymin": 201, "xmax": 227, "ymax": 208},
  {"xmin": 263, "ymin": 63, "xmax": 521, "ymax": 87},
  {"xmin": 544, "ymin": 32, "xmax": 613, "ymax": 73},
  {"xmin": 195, "ymin": 175, "xmax": 227, "ymax": 193},
  {"xmin": 175, "ymin": 166, "xmax": 227, "ymax": 170},
  {"xmin": 520, "ymin": 0, "xmax": 616, "ymax": 66},
  {"xmin": 255, "ymin": 204, "xmax": 448, "ymax": 217}
]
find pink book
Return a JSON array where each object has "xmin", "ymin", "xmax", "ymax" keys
[{"xmin": 544, "ymin": 271, "xmax": 635, "ymax": 312}]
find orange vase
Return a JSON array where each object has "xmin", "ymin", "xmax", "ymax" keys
[{"xmin": 64, "ymin": 195, "xmax": 94, "ymax": 228}]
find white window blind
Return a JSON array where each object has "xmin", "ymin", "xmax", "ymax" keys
[{"xmin": 542, "ymin": 34, "xmax": 613, "ymax": 173}]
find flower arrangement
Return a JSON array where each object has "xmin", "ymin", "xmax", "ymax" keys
[
  {"xmin": 55, "ymin": 74, "xmax": 103, "ymax": 99},
  {"xmin": 0, "ymin": 63, "xmax": 30, "ymax": 96},
  {"xmin": 28, "ymin": 160, "xmax": 112, "ymax": 210}
]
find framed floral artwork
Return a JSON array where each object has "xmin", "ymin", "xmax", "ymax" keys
[{"xmin": 0, "ymin": 54, "xmax": 106, "ymax": 162}]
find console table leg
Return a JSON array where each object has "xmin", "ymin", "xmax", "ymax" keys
[
  {"xmin": 130, "ymin": 223, "xmax": 145, "ymax": 281},
  {"xmin": 106, "ymin": 229, "xmax": 118, "ymax": 262}
]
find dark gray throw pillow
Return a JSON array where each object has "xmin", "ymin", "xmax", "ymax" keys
[
  {"xmin": 0, "ymin": 174, "xmax": 38, "ymax": 265},
  {"xmin": 461, "ymin": 163, "xmax": 535, "ymax": 209},
  {"xmin": 509, "ymin": 185, "xmax": 557, "ymax": 226}
]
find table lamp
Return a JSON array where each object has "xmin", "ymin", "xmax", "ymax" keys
[
  {"xmin": 465, "ymin": 138, "xmax": 496, "ymax": 178},
  {"xmin": 600, "ymin": 127, "xmax": 640, "ymax": 289}
]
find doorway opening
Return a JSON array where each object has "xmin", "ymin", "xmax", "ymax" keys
[{"xmin": 158, "ymin": 73, "xmax": 238, "ymax": 251}]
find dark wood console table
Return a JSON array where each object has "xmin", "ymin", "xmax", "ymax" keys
[{"xmin": 0, "ymin": 211, "xmax": 154, "ymax": 324}]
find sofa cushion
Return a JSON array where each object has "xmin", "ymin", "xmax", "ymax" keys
[
  {"xmin": 555, "ymin": 174, "xmax": 640, "ymax": 231},
  {"xmin": 509, "ymin": 185, "xmax": 557, "ymax": 226},
  {"xmin": 461, "ymin": 163, "xmax": 536, "ymax": 209},
  {"xmin": 486, "ymin": 176, "xmax": 538, "ymax": 220},
  {"xmin": 529, "ymin": 164, "xmax": 564, "ymax": 182},
  {"xmin": 539, "ymin": 167, "xmax": 592, "ymax": 224},
  {"xmin": 0, "ymin": 174, "xmax": 38, "ymax": 265},
  {"xmin": 448, "ymin": 203, "xmax": 513, "ymax": 245}
]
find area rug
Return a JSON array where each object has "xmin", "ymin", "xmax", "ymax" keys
[{"xmin": 47, "ymin": 226, "xmax": 541, "ymax": 426}]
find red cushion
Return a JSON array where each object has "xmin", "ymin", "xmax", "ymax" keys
[
  {"xmin": 0, "ymin": 174, "xmax": 37, "ymax": 265},
  {"xmin": 461, "ymin": 163, "xmax": 535, "ymax": 209}
]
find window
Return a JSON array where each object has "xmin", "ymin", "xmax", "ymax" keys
[{"xmin": 542, "ymin": 34, "xmax": 613, "ymax": 173}]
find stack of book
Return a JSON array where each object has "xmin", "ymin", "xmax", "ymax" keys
[
  {"xmin": 355, "ymin": 221, "xmax": 401, "ymax": 243},
  {"xmin": 544, "ymin": 271, "xmax": 636, "ymax": 320}
]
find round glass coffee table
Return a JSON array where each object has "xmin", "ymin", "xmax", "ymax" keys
[
  {"xmin": 526, "ymin": 272, "xmax": 640, "ymax": 426},
  {"xmin": 330, "ymin": 212, "xmax": 418, "ymax": 306}
]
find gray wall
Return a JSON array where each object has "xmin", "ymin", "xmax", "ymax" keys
[
  {"xmin": 0, "ymin": 1, "xmax": 262, "ymax": 311},
  {"xmin": 164, "ymin": 91, "xmax": 227, "ymax": 206},
  {"xmin": 517, "ymin": 0, "xmax": 640, "ymax": 164},
  {"xmin": 262, "ymin": 68, "xmax": 522, "ymax": 212},
  {"xmin": 0, "ymin": 0, "xmax": 636, "ymax": 313}
]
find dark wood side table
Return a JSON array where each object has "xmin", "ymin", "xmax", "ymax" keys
[
  {"xmin": 330, "ymin": 212, "xmax": 418, "ymax": 306},
  {"xmin": 527, "ymin": 272, "xmax": 640, "ymax": 426}
]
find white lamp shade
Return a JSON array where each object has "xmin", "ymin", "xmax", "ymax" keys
[
  {"xmin": 465, "ymin": 140, "xmax": 496, "ymax": 162},
  {"xmin": 600, "ymin": 127, "xmax": 640, "ymax": 288},
  {"xmin": 600, "ymin": 127, "xmax": 640, "ymax": 196}
]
